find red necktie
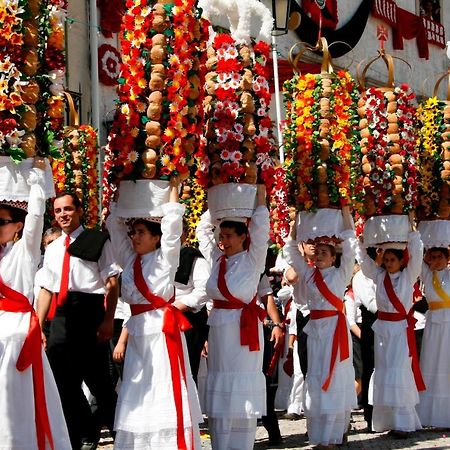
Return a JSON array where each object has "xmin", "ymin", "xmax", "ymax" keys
[{"xmin": 57, "ymin": 235, "xmax": 71, "ymax": 307}]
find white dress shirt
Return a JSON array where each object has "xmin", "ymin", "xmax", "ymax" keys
[
  {"xmin": 352, "ymin": 269, "xmax": 377, "ymax": 314},
  {"xmin": 39, "ymin": 225, "xmax": 120, "ymax": 294},
  {"xmin": 344, "ymin": 291, "xmax": 362, "ymax": 327}
]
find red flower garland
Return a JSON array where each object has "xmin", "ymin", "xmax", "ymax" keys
[
  {"xmin": 103, "ymin": 0, "xmax": 208, "ymax": 210},
  {"xmin": 199, "ymin": 31, "xmax": 276, "ymax": 188}
]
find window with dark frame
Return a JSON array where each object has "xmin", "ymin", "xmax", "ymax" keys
[{"xmin": 419, "ymin": 0, "xmax": 441, "ymax": 23}]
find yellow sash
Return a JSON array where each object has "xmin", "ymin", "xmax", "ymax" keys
[{"xmin": 429, "ymin": 271, "xmax": 450, "ymax": 311}]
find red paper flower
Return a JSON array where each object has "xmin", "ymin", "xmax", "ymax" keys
[{"xmin": 98, "ymin": 44, "xmax": 121, "ymax": 86}]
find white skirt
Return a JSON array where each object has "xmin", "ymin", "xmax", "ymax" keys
[
  {"xmin": 0, "ymin": 311, "xmax": 71, "ymax": 450},
  {"xmin": 417, "ymin": 309, "xmax": 450, "ymax": 427},
  {"xmin": 114, "ymin": 325, "xmax": 202, "ymax": 450},
  {"xmin": 205, "ymin": 318, "xmax": 266, "ymax": 419},
  {"xmin": 303, "ymin": 316, "xmax": 356, "ymax": 446},
  {"xmin": 370, "ymin": 319, "xmax": 421, "ymax": 432}
]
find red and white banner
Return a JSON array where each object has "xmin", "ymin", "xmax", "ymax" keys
[{"xmin": 371, "ymin": 0, "xmax": 445, "ymax": 57}]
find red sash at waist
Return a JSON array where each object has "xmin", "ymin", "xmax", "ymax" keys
[
  {"xmin": 377, "ymin": 309, "xmax": 426, "ymax": 391},
  {"xmin": 0, "ymin": 279, "xmax": 54, "ymax": 450},
  {"xmin": 377, "ymin": 311, "xmax": 406, "ymax": 322},
  {"xmin": 310, "ymin": 309, "xmax": 339, "ymax": 320},
  {"xmin": 213, "ymin": 296, "xmax": 266, "ymax": 352},
  {"xmin": 381, "ymin": 273, "xmax": 426, "ymax": 392},
  {"xmin": 130, "ymin": 303, "xmax": 157, "ymax": 315}
]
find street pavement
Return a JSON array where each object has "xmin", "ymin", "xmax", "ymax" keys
[{"xmin": 99, "ymin": 410, "xmax": 450, "ymax": 449}]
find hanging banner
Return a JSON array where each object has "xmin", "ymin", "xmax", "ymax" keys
[{"xmin": 372, "ymin": 0, "xmax": 445, "ymax": 58}]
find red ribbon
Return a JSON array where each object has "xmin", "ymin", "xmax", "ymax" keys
[
  {"xmin": 0, "ymin": 278, "xmax": 54, "ymax": 450},
  {"xmin": 214, "ymin": 255, "xmax": 266, "ymax": 352},
  {"xmin": 311, "ymin": 268, "xmax": 350, "ymax": 391},
  {"xmin": 132, "ymin": 255, "xmax": 193, "ymax": 450},
  {"xmin": 57, "ymin": 235, "xmax": 70, "ymax": 307},
  {"xmin": 266, "ymin": 299, "xmax": 292, "ymax": 377},
  {"xmin": 379, "ymin": 273, "xmax": 426, "ymax": 392}
]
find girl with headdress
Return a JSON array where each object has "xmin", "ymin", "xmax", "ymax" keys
[
  {"xmin": 417, "ymin": 246, "xmax": 450, "ymax": 428},
  {"xmin": 107, "ymin": 176, "xmax": 202, "ymax": 450},
  {"xmin": 0, "ymin": 159, "xmax": 70, "ymax": 449},
  {"xmin": 196, "ymin": 185, "xmax": 269, "ymax": 449},
  {"xmin": 356, "ymin": 230, "xmax": 424, "ymax": 437},
  {"xmin": 283, "ymin": 207, "xmax": 357, "ymax": 449}
]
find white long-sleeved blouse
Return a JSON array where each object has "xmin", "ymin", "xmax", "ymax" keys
[
  {"xmin": 352, "ymin": 269, "xmax": 377, "ymax": 314},
  {"xmin": 107, "ymin": 202, "xmax": 185, "ymax": 336},
  {"xmin": 283, "ymin": 230, "xmax": 357, "ymax": 312},
  {"xmin": 196, "ymin": 206, "xmax": 269, "ymax": 326},
  {"xmin": 174, "ymin": 256, "xmax": 210, "ymax": 313},
  {"xmin": 355, "ymin": 231, "xmax": 423, "ymax": 314}
]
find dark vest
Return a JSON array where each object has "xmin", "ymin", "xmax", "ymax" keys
[
  {"xmin": 68, "ymin": 229, "xmax": 110, "ymax": 262},
  {"xmin": 175, "ymin": 247, "xmax": 203, "ymax": 285}
]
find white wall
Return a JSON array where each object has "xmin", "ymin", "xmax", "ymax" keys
[{"xmin": 65, "ymin": 1, "xmax": 119, "ymax": 143}]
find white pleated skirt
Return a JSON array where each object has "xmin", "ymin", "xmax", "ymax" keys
[
  {"xmin": 114, "ymin": 325, "xmax": 202, "ymax": 450},
  {"xmin": 205, "ymin": 318, "xmax": 266, "ymax": 419},
  {"xmin": 303, "ymin": 315, "xmax": 357, "ymax": 446},
  {"xmin": 369, "ymin": 319, "xmax": 421, "ymax": 432}
]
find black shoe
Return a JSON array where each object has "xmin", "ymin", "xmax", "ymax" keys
[
  {"xmin": 267, "ymin": 435, "xmax": 283, "ymax": 447},
  {"xmin": 387, "ymin": 430, "xmax": 411, "ymax": 439}
]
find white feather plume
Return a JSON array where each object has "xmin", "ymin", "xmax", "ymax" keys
[{"xmin": 198, "ymin": 0, "xmax": 274, "ymax": 43}]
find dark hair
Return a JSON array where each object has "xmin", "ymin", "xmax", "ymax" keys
[
  {"xmin": 54, "ymin": 191, "xmax": 82, "ymax": 209},
  {"xmin": 0, "ymin": 205, "xmax": 27, "ymax": 239},
  {"xmin": 429, "ymin": 247, "xmax": 450, "ymax": 259},
  {"xmin": 0, "ymin": 205, "xmax": 27, "ymax": 224},
  {"xmin": 366, "ymin": 247, "xmax": 378, "ymax": 261},
  {"xmin": 219, "ymin": 220, "xmax": 248, "ymax": 236},
  {"xmin": 133, "ymin": 219, "xmax": 162, "ymax": 248},
  {"xmin": 383, "ymin": 248, "xmax": 404, "ymax": 261}
]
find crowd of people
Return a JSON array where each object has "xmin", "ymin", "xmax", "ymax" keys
[{"xmin": 0, "ymin": 168, "xmax": 449, "ymax": 450}]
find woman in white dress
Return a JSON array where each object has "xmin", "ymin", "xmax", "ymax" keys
[
  {"xmin": 356, "ymin": 231, "xmax": 424, "ymax": 437},
  {"xmin": 107, "ymin": 177, "xmax": 202, "ymax": 450},
  {"xmin": 0, "ymin": 161, "xmax": 70, "ymax": 450},
  {"xmin": 196, "ymin": 185, "xmax": 269, "ymax": 450},
  {"xmin": 417, "ymin": 247, "xmax": 450, "ymax": 428},
  {"xmin": 283, "ymin": 207, "xmax": 357, "ymax": 449}
]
